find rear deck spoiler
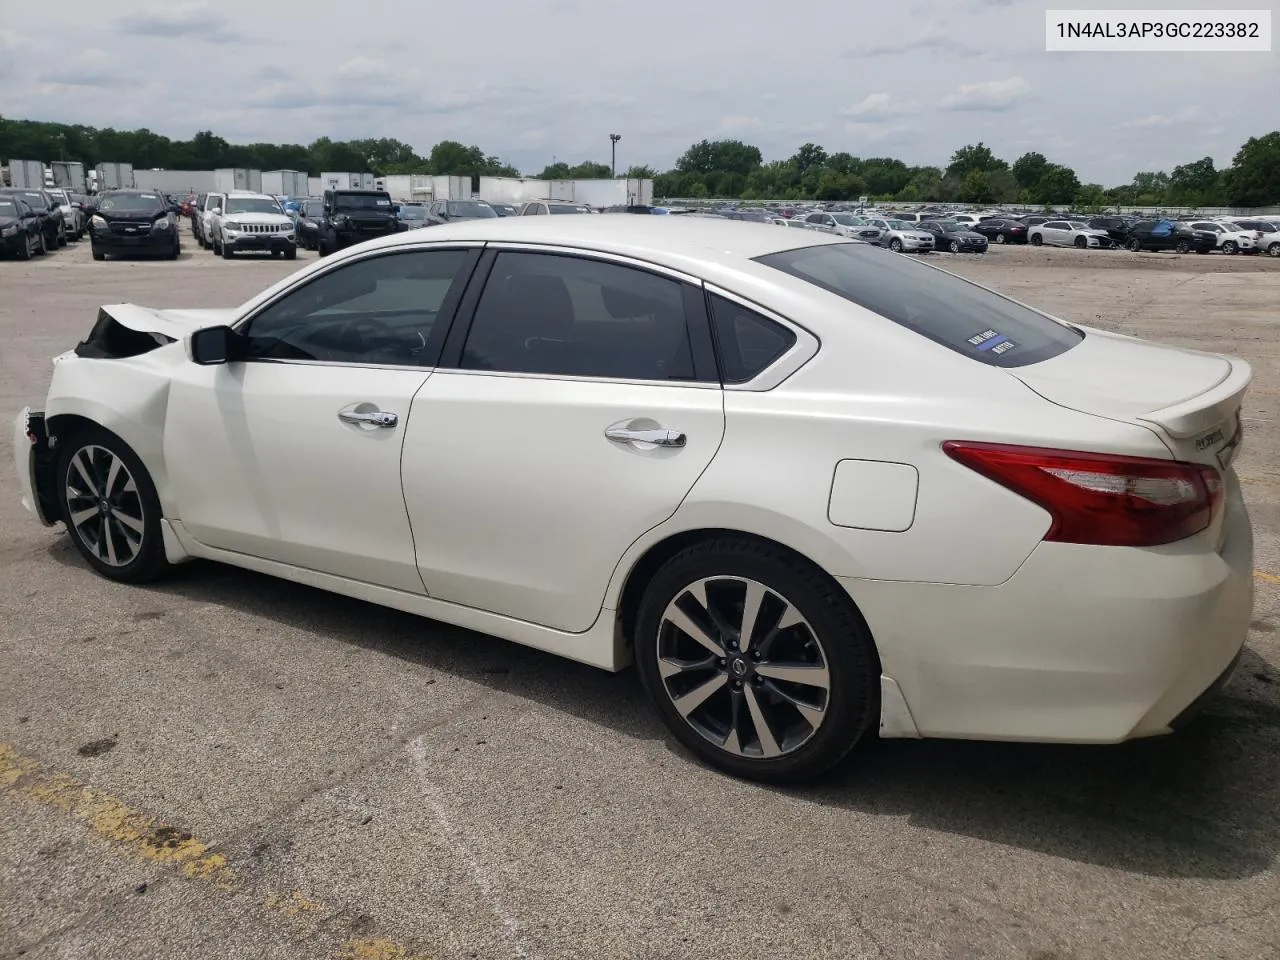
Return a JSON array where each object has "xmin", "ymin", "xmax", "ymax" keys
[{"xmin": 1137, "ymin": 357, "xmax": 1252, "ymax": 439}]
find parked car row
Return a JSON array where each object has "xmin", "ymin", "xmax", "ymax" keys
[{"xmin": 0, "ymin": 186, "xmax": 88, "ymax": 259}]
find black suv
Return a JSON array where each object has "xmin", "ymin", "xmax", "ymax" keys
[
  {"xmin": 1124, "ymin": 219, "xmax": 1216, "ymax": 254},
  {"xmin": 317, "ymin": 190, "xmax": 398, "ymax": 255},
  {"xmin": 1087, "ymin": 216, "xmax": 1140, "ymax": 244}
]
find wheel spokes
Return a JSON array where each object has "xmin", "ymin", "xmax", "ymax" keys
[
  {"xmin": 65, "ymin": 445, "xmax": 142, "ymax": 568},
  {"xmin": 656, "ymin": 575, "xmax": 831, "ymax": 760}
]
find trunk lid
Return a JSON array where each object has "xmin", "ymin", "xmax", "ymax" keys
[{"xmin": 1010, "ymin": 326, "xmax": 1250, "ymax": 468}]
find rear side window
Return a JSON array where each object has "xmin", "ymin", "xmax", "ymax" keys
[
  {"xmin": 755, "ymin": 242, "xmax": 1082, "ymax": 368},
  {"xmin": 708, "ymin": 294, "xmax": 797, "ymax": 383}
]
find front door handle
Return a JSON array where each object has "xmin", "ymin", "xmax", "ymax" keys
[
  {"xmin": 605, "ymin": 426, "xmax": 686, "ymax": 447},
  {"xmin": 339, "ymin": 409, "xmax": 398, "ymax": 428}
]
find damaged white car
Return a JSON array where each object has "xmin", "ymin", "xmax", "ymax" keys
[{"xmin": 12, "ymin": 216, "xmax": 1255, "ymax": 783}]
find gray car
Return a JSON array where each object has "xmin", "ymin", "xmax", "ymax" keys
[
  {"xmin": 44, "ymin": 187, "xmax": 84, "ymax": 241},
  {"xmin": 876, "ymin": 219, "xmax": 935, "ymax": 253}
]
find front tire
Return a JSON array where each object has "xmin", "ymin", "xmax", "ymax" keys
[
  {"xmin": 284, "ymin": 246, "xmax": 297, "ymax": 260},
  {"xmin": 1268, "ymin": 242, "xmax": 1280, "ymax": 258},
  {"xmin": 221, "ymin": 242, "xmax": 234, "ymax": 259},
  {"xmin": 1127, "ymin": 238, "xmax": 1142, "ymax": 252},
  {"xmin": 54, "ymin": 424, "xmax": 171, "ymax": 584},
  {"xmin": 57, "ymin": 224, "xmax": 67, "ymax": 247},
  {"xmin": 634, "ymin": 537, "xmax": 879, "ymax": 783},
  {"xmin": 1074, "ymin": 235, "xmax": 1087, "ymax": 249},
  {"xmin": 1175, "ymin": 239, "xmax": 1191, "ymax": 254},
  {"xmin": 888, "ymin": 238, "xmax": 903, "ymax": 252},
  {"xmin": 949, "ymin": 240, "xmax": 961, "ymax": 253}
]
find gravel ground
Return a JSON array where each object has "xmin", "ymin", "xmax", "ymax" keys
[{"xmin": 1, "ymin": 236, "xmax": 1278, "ymax": 960}]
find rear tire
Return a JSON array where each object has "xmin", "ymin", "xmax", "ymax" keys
[
  {"xmin": 995, "ymin": 233, "xmax": 1006, "ymax": 244},
  {"xmin": 54, "ymin": 423, "xmax": 171, "ymax": 584},
  {"xmin": 1030, "ymin": 233, "xmax": 1043, "ymax": 246},
  {"xmin": 18, "ymin": 233, "xmax": 32, "ymax": 260},
  {"xmin": 1222, "ymin": 241, "xmax": 1238, "ymax": 255},
  {"xmin": 634, "ymin": 536, "xmax": 880, "ymax": 783}
]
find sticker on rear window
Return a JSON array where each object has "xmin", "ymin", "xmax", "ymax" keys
[
  {"xmin": 376, "ymin": 199, "xmax": 390, "ymax": 206},
  {"xmin": 967, "ymin": 329, "xmax": 1017, "ymax": 354},
  {"xmin": 140, "ymin": 194, "xmax": 158, "ymax": 200}
]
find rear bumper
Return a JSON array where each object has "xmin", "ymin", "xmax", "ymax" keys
[
  {"xmin": 12, "ymin": 409, "xmax": 57, "ymax": 526},
  {"xmin": 849, "ymin": 474, "xmax": 1253, "ymax": 743}
]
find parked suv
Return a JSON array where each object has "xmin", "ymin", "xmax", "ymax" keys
[
  {"xmin": 518, "ymin": 199, "xmax": 592, "ymax": 215},
  {"xmin": 317, "ymin": 189, "xmax": 398, "ymax": 255},
  {"xmin": 1124, "ymin": 220, "xmax": 1216, "ymax": 254},
  {"xmin": 216, "ymin": 191, "xmax": 296, "ymax": 260},
  {"xmin": 425, "ymin": 199, "xmax": 499, "ymax": 225}
]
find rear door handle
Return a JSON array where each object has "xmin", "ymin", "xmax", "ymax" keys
[
  {"xmin": 605, "ymin": 426, "xmax": 686, "ymax": 447},
  {"xmin": 339, "ymin": 409, "xmax": 398, "ymax": 428}
]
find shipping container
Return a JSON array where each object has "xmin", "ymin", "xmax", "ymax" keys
[
  {"xmin": 548, "ymin": 180, "xmax": 576, "ymax": 202},
  {"xmin": 428, "ymin": 175, "xmax": 471, "ymax": 200},
  {"xmin": 50, "ymin": 161, "xmax": 87, "ymax": 194},
  {"xmin": 627, "ymin": 178, "xmax": 655, "ymax": 206},
  {"xmin": 213, "ymin": 168, "xmax": 262, "ymax": 193},
  {"xmin": 134, "ymin": 169, "xmax": 216, "ymax": 194},
  {"xmin": 477, "ymin": 177, "xmax": 549, "ymax": 205},
  {"xmin": 261, "ymin": 170, "xmax": 309, "ymax": 198},
  {"xmin": 7, "ymin": 159, "xmax": 46, "ymax": 189},
  {"xmin": 319, "ymin": 171, "xmax": 358, "ymax": 191},
  {"xmin": 94, "ymin": 162, "xmax": 135, "ymax": 191}
]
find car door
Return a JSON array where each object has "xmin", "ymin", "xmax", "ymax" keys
[
  {"xmin": 1038, "ymin": 220, "xmax": 1065, "ymax": 245},
  {"xmin": 164, "ymin": 244, "xmax": 482, "ymax": 592},
  {"xmin": 400, "ymin": 248, "xmax": 726, "ymax": 633}
]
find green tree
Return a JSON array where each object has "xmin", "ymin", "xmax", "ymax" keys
[
  {"xmin": 1011, "ymin": 151, "xmax": 1049, "ymax": 190},
  {"xmin": 945, "ymin": 142, "xmax": 1007, "ymax": 180},
  {"xmin": 1033, "ymin": 164, "xmax": 1081, "ymax": 204},
  {"xmin": 623, "ymin": 164, "xmax": 656, "ymax": 178},
  {"xmin": 1222, "ymin": 131, "xmax": 1280, "ymax": 206},
  {"xmin": 1168, "ymin": 156, "xmax": 1219, "ymax": 205},
  {"xmin": 675, "ymin": 139, "xmax": 763, "ymax": 177},
  {"xmin": 790, "ymin": 142, "xmax": 828, "ymax": 175}
]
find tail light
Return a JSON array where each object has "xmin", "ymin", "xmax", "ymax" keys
[{"xmin": 942, "ymin": 441, "xmax": 1223, "ymax": 547}]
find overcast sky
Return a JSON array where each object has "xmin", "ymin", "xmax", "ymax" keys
[{"xmin": 0, "ymin": 0, "xmax": 1275, "ymax": 184}]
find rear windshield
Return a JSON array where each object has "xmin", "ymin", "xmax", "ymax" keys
[
  {"xmin": 334, "ymin": 193, "xmax": 393, "ymax": 211},
  {"xmin": 0, "ymin": 200, "xmax": 20, "ymax": 217},
  {"xmin": 755, "ymin": 242, "xmax": 1083, "ymax": 368}
]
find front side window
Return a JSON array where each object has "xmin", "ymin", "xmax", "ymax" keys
[
  {"xmin": 460, "ymin": 252, "xmax": 696, "ymax": 381},
  {"xmin": 242, "ymin": 250, "xmax": 473, "ymax": 366},
  {"xmin": 756, "ymin": 242, "xmax": 1082, "ymax": 368}
]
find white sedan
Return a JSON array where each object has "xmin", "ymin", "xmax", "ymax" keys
[
  {"xmin": 13, "ymin": 217, "xmax": 1253, "ymax": 782},
  {"xmin": 1028, "ymin": 220, "xmax": 1115, "ymax": 248}
]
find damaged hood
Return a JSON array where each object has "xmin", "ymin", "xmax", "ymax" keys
[{"xmin": 100, "ymin": 303, "xmax": 240, "ymax": 341}]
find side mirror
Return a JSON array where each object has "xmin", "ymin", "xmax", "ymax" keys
[
  {"xmin": 188, "ymin": 325, "xmax": 244, "ymax": 366},
  {"xmin": 169, "ymin": 203, "xmax": 181, "ymax": 214}
]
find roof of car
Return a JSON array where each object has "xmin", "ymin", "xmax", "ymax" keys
[{"xmin": 348, "ymin": 212, "xmax": 851, "ymax": 262}]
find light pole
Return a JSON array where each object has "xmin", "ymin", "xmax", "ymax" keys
[{"xmin": 609, "ymin": 134, "xmax": 621, "ymax": 176}]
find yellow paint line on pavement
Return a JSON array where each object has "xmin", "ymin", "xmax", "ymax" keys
[
  {"xmin": 0, "ymin": 743, "xmax": 431, "ymax": 959},
  {"xmin": 1255, "ymin": 571, "xmax": 1280, "ymax": 585}
]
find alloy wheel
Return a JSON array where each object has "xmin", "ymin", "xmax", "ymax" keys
[
  {"xmin": 64, "ymin": 444, "xmax": 146, "ymax": 567},
  {"xmin": 656, "ymin": 576, "xmax": 831, "ymax": 759}
]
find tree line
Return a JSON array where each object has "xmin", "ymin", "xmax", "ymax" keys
[{"xmin": 1, "ymin": 116, "xmax": 1276, "ymax": 208}]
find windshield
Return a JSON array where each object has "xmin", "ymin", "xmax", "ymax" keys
[
  {"xmin": 548, "ymin": 204, "xmax": 589, "ymax": 215},
  {"xmin": 334, "ymin": 193, "xmax": 393, "ymax": 211},
  {"xmin": 755, "ymin": 242, "xmax": 1082, "ymax": 368},
  {"xmin": 831, "ymin": 214, "xmax": 858, "ymax": 225},
  {"xmin": 4, "ymin": 191, "xmax": 47, "ymax": 209},
  {"xmin": 46, "ymin": 189, "xmax": 69, "ymax": 204},
  {"xmin": 399, "ymin": 206, "xmax": 427, "ymax": 220},
  {"xmin": 304, "ymin": 200, "xmax": 324, "ymax": 216},
  {"xmin": 1068, "ymin": 221, "xmax": 1089, "ymax": 229},
  {"xmin": 447, "ymin": 201, "xmax": 497, "ymax": 218},
  {"xmin": 98, "ymin": 193, "xmax": 165, "ymax": 214},
  {"xmin": 0, "ymin": 200, "xmax": 20, "ymax": 218},
  {"xmin": 935, "ymin": 221, "xmax": 964, "ymax": 232},
  {"xmin": 225, "ymin": 197, "xmax": 282, "ymax": 215}
]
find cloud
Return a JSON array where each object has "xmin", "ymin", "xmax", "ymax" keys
[
  {"xmin": 114, "ymin": 3, "xmax": 246, "ymax": 42},
  {"xmin": 1130, "ymin": 106, "xmax": 1203, "ymax": 128},
  {"xmin": 841, "ymin": 93, "xmax": 918, "ymax": 119},
  {"xmin": 256, "ymin": 65, "xmax": 293, "ymax": 81},
  {"xmin": 717, "ymin": 116, "xmax": 763, "ymax": 131},
  {"xmin": 844, "ymin": 121, "xmax": 916, "ymax": 144},
  {"xmin": 39, "ymin": 49, "xmax": 134, "ymax": 89},
  {"xmin": 939, "ymin": 76, "xmax": 1032, "ymax": 111},
  {"xmin": 843, "ymin": 29, "xmax": 983, "ymax": 58}
]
